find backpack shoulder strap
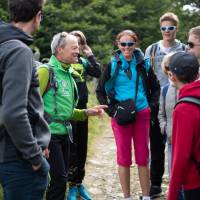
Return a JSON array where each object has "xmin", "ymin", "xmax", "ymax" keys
[
  {"xmin": 108, "ymin": 54, "xmax": 121, "ymax": 98},
  {"xmin": 112, "ymin": 54, "xmax": 121, "ymax": 78},
  {"xmin": 42, "ymin": 63, "xmax": 58, "ymax": 95},
  {"xmin": 181, "ymin": 43, "xmax": 186, "ymax": 51},
  {"xmin": 41, "ymin": 63, "xmax": 59, "ymax": 114},
  {"xmin": 175, "ymin": 96, "xmax": 200, "ymax": 108},
  {"xmin": 150, "ymin": 43, "xmax": 158, "ymax": 70},
  {"xmin": 162, "ymin": 84, "xmax": 170, "ymax": 99},
  {"xmin": 161, "ymin": 84, "xmax": 170, "ymax": 109}
]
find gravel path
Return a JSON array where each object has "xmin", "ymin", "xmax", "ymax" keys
[{"xmin": 84, "ymin": 122, "xmax": 169, "ymax": 200}]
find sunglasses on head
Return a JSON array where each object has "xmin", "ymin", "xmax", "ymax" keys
[
  {"xmin": 120, "ymin": 42, "xmax": 136, "ymax": 47},
  {"xmin": 186, "ymin": 42, "xmax": 200, "ymax": 49},
  {"xmin": 56, "ymin": 32, "xmax": 68, "ymax": 48},
  {"xmin": 160, "ymin": 26, "xmax": 176, "ymax": 32}
]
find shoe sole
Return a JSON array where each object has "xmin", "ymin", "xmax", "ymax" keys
[{"xmin": 150, "ymin": 193, "xmax": 162, "ymax": 200}]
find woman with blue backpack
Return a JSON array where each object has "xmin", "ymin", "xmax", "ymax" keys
[{"xmin": 96, "ymin": 30, "xmax": 160, "ymax": 200}]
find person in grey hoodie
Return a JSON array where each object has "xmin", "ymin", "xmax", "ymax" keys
[
  {"xmin": 158, "ymin": 53, "xmax": 178, "ymax": 175},
  {"xmin": 0, "ymin": 0, "xmax": 51, "ymax": 199},
  {"xmin": 158, "ymin": 53, "xmax": 185, "ymax": 200},
  {"xmin": 145, "ymin": 12, "xmax": 185, "ymax": 199}
]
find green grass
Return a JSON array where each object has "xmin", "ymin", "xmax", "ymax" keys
[{"xmin": 0, "ymin": 186, "xmax": 2, "ymax": 199}]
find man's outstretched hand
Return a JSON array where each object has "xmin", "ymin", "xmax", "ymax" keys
[{"xmin": 85, "ymin": 105, "xmax": 108, "ymax": 117}]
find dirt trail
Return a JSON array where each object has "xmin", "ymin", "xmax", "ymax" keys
[{"xmin": 84, "ymin": 122, "xmax": 169, "ymax": 200}]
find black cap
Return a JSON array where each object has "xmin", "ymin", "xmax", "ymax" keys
[{"xmin": 169, "ymin": 52, "xmax": 199, "ymax": 76}]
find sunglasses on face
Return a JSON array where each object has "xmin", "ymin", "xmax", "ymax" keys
[
  {"xmin": 160, "ymin": 26, "xmax": 176, "ymax": 32},
  {"xmin": 186, "ymin": 42, "xmax": 200, "ymax": 49},
  {"xmin": 120, "ymin": 42, "xmax": 136, "ymax": 47}
]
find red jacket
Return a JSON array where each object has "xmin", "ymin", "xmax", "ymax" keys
[{"xmin": 167, "ymin": 80, "xmax": 200, "ymax": 200}]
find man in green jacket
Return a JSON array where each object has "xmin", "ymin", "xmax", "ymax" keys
[{"xmin": 38, "ymin": 32, "xmax": 106, "ymax": 200}]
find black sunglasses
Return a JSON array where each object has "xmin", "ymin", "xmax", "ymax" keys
[
  {"xmin": 186, "ymin": 42, "xmax": 200, "ymax": 49},
  {"xmin": 120, "ymin": 42, "xmax": 136, "ymax": 47}
]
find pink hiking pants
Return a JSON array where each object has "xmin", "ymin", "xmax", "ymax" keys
[{"xmin": 111, "ymin": 108, "xmax": 150, "ymax": 167}]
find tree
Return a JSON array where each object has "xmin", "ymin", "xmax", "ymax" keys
[
  {"xmin": 127, "ymin": 0, "xmax": 173, "ymax": 51},
  {"xmin": 170, "ymin": 1, "xmax": 200, "ymax": 44},
  {"xmin": 35, "ymin": 0, "xmax": 136, "ymax": 63},
  {"xmin": 181, "ymin": 0, "xmax": 200, "ymax": 8},
  {"xmin": 0, "ymin": 0, "xmax": 195, "ymax": 64},
  {"xmin": 0, "ymin": 0, "xmax": 8, "ymax": 21}
]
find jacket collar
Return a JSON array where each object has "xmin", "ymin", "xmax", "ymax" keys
[
  {"xmin": 114, "ymin": 48, "xmax": 144, "ymax": 65},
  {"xmin": 49, "ymin": 55, "xmax": 71, "ymax": 71}
]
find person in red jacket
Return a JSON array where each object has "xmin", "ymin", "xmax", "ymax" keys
[{"xmin": 166, "ymin": 52, "xmax": 200, "ymax": 200}]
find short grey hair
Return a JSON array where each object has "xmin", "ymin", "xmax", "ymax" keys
[{"xmin": 51, "ymin": 32, "xmax": 78, "ymax": 55}]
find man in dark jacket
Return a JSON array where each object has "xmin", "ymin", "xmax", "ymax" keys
[{"xmin": 0, "ymin": 0, "xmax": 51, "ymax": 199}]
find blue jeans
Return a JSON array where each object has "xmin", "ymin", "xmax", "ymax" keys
[
  {"xmin": 0, "ymin": 158, "xmax": 49, "ymax": 200},
  {"xmin": 168, "ymin": 143, "xmax": 172, "ymax": 177}
]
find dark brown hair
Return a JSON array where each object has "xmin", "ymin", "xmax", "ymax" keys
[
  {"xmin": 8, "ymin": 0, "xmax": 46, "ymax": 22},
  {"xmin": 116, "ymin": 30, "xmax": 138, "ymax": 43},
  {"xmin": 70, "ymin": 30, "xmax": 87, "ymax": 45}
]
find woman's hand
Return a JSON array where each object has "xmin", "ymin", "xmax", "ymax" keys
[{"xmin": 81, "ymin": 44, "xmax": 93, "ymax": 57}]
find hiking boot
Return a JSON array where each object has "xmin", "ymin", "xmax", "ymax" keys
[
  {"xmin": 67, "ymin": 186, "xmax": 78, "ymax": 200},
  {"xmin": 150, "ymin": 185, "xmax": 162, "ymax": 199},
  {"xmin": 78, "ymin": 184, "xmax": 92, "ymax": 200}
]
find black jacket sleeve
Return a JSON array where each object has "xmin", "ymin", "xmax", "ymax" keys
[
  {"xmin": 147, "ymin": 67, "xmax": 160, "ymax": 120},
  {"xmin": 85, "ymin": 55, "xmax": 101, "ymax": 78},
  {"xmin": 96, "ymin": 63, "xmax": 116, "ymax": 117}
]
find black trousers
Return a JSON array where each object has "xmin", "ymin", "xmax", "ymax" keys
[
  {"xmin": 184, "ymin": 187, "xmax": 200, "ymax": 200},
  {"xmin": 68, "ymin": 102, "xmax": 88, "ymax": 184},
  {"xmin": 46, "ymin": 134, "xmax": 70, "ymax": 200},
  {"xmin": 150, "ymin": 117, "xmax": 166, "ymax": 187}
]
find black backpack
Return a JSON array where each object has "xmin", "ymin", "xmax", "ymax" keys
[{"xmin": 175, "ymin": 96, "xmax": 200, "ymax": 172}]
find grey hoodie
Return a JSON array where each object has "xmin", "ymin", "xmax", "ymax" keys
[
  {"xmin": 158, "ymin": 83, "xmax": 178, "ymax": 144},
  {"xmin": 145, "ymin": 40, "xmax": 185, "ymax": 87},
  {"xmin": 0, "ymin": 21, "xmax": 51, "ymax": 166}
]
